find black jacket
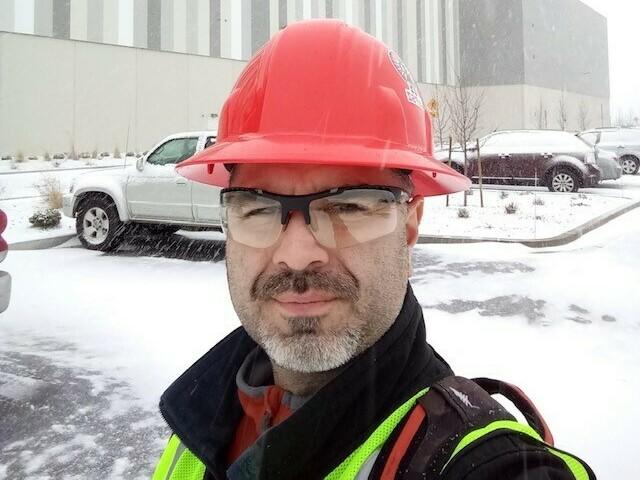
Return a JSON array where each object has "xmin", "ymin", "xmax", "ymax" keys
[{"xmin": 159, "ymin": 285, "xmax": 594, "ymax": 479}]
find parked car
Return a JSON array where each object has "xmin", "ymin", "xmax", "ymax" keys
[
  {"xmin": 434, "ymin": 130, "xmax": 601, "ymax": 193},
  {"xmin": 592, "ymin": 148, "xmax": 623, "ymax": 181},
  {"xmin": 63, "ymin": 131, "xmax": 221, "ymax": 251},
  {"xmin": 0, "ymin": 209, "xmax": 10, "ymax": 313},
  {"xmin": 578, "ymin": 128, "xmax": 640, "ymax": 175}
]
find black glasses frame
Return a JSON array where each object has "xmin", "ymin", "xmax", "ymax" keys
[{"xmin": 220, "ymin": 185, "xmax": 410, "ymax": 226}]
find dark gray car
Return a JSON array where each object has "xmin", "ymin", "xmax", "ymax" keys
[
  {"xmin": 578, "ymin": 128, "xmax": 640, "ymax": 175},
  {"xmin": 435, "ymin": 130, "xmax": 601, "ymax": 193}
]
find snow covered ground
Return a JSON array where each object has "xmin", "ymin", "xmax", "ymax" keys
[
  {"xmin": 0, "ymin": 205, "xmax": 638, "ymax": 478},
  {"xmin": 0, "ymin": 156, "xmax": 136, "ymax": 173},
  {"xmin": 421, "ymin": 187, "xmax": 631, "ymax": 239}
]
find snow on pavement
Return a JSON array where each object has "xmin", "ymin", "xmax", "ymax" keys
[{"xmin": 0, "ymin": 208, "xmax": 639, "ymax": 478}]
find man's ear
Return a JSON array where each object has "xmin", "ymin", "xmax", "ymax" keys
[{"xmin": 406, "ymin": 196, "xmax": 424, "ymax": 248}]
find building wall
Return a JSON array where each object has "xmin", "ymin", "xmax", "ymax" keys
[
  {"xmin": 522, "ymin": 0, "xmax": 609, "ymax": 98},
  {"xmin": 458, "ymin": 0, "xmax": 525, "ymax": 87},
  {"xmin": 0, "ymin": 32, "xmax": 245, "ymax": 156}
]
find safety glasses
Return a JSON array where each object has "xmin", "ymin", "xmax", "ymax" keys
[{"xmin": 220, "ymin": 186, "xmax": 410, "ymax": 249}]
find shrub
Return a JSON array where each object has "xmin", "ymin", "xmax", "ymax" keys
[
  {"xmin": 533, "ymin": 197, "xmax": 545, "ymax": 206},
  {"xmin": 80, "ymin": 152, "xmax": 91, "ymax": 159},
  {"xmin": 499, "ymin": 191, "xmax": 509, "ymax": 200},
  {"xmin": 29, "ymin": 208, "xmax": 61, "ymax": 229},
  {"xmin": 15, "ymin": 151, "xmax": 25, "ymax": 162},
  {"xmin": 44, "ymin": 151, "xmax": 52, "ymax": 161},
  {"xmin": 504, "ymin": 202, "xmax": 518, "ymax": 215},
  {"xmin": 457, "ymin": 208, "xmax": 470, "ymax": 219},
  {"xmin": 114, "ymin": 147, "xmax": 122, "ymax": 159},
  {"xmin": 1, "ymin": 155, "xmax": 12, "ymax": 161},
  {"xmin": 92, "ymin": 149, "xmax": 98, "ymax": 159},
  {"xmin": 69, "ymin": 148, "xmax": 78, "ymax": 160},
  {"xmin": 35, "ymin": 175, "xmax": 63, "ymax": 209},
  {"xmin": 126, "ymin": 151, "xmax": 135, "ymax": 157},
  {"xmin": 27, "ymin": 155, "xmax": 38, "ymax": 160},
  {"xmin": 99, "ymin": 151, "xmax": 110, "ymax": 158},
  {"xmin": 52, "ymin": 153, "xmax": 65, "ymax": 160}
]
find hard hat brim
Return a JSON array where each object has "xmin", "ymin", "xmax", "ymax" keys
[{"xmin": 176, "ymin": 135, "xmax": 471, "ymax": 197}]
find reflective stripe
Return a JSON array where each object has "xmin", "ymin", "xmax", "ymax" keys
[
  {"xmin": 325, "ymin": 388, "xmax": 429, "ymax": 480},
  {"xmin": 152, "ymin": 435, "xmax": 206, "ymax": 480},
  {"xmin": 441, "ymin": 420, "xmax": 543, "ymax": 473},
  {"xmin": 547, "ymin": 447, "xmax": 591, "ymax": 480},
  {"xmin": 441, "ymin": 419, "xmax": 590, "ymax": 480}
]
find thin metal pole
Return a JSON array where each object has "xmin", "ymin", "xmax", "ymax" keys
[{"xmin": 476, "ymin": 138, "xmax": 484, "ymax": 208}]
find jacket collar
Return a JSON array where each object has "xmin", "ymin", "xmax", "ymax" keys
[{"xmin": 159, "ymin": 284, "xmax": 453, "ymax": 480}]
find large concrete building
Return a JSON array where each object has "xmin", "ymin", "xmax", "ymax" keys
[{"xmin": 0, "ymin": 0, "xmax": 609, "ymax": 156}]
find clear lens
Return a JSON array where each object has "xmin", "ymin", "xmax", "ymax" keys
[
  {"xmin": 221, "ymin": 188, "xmax": 404, "ymax": 249},
  {"xmin": 310, "ymin": 189, "xmax": 400, "ymax": 248},
  {"xmin": 222, "ymin": 191, "xmax": 283, "ymax": 248}
]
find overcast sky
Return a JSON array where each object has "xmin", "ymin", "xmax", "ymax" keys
[{"xmin": 580, "ymin": 0, "xmax": 640, "ymax": 119}]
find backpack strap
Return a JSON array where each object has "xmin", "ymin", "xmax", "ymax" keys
[
  {"xmin": 378, "ymin": 376, "xmax": 555, "ymax": 480},
  {"xmin": 472, "ymin": 377, "xmax": 554, "ymax": 445}
]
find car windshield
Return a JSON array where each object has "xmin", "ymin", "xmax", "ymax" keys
[{"xmin": 0, "ymin": 2, "xmax": 638, "ymax": 480}]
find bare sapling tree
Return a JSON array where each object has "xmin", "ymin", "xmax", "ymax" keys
[
  {"xmin": 578, "ymin": 102, "xmax": 589, "ymax": 131},
  {"xmin": 445, "ymin": 79, "xmax": 485, "ymax": 206},
  {"xmin": 557, "ymin": 92, "xmax": 568, "ymax": 131},
  {"xmin": 428, "ymin": 84, "xmax": 450, "ymax": 148},
  {"xmin": 536, "ymin": 98, "xmax": 548, "ymax": 129}
]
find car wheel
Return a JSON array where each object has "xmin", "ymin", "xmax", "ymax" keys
[
  {"xmin": 620, "ymin": 155, "xmax": 639, "ymax": 175},
  {"xmin": 547, "ymin": 168, "xmax": 580, "ymax": 193},
  {"xmin": 76, "ymin": 195, "xmax": 126, "ymax": 251}
]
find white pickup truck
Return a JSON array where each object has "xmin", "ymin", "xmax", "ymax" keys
[{"xmin": 63, "ymin": 131, "xmax": 222, "ymax": 251}]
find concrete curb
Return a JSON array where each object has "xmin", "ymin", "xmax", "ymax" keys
[
  {"xmin": 417, "ymin": 199, "xmax": 640, "ymax": 248},
  {"xmin": 9, "ymin": 234, "xmax": 76, "ymax": 251}
]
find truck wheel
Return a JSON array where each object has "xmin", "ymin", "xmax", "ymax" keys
[
  {"xmin": 620, "ymin": 155, "xmax": 639, "ymax": 175},
  {"xmin": 547, "ymin": 168, "xmax": 580, "ymax": 193},
  {"xmin": 76, "ymin": 195, "xmax": 126, "ymax": 251}
]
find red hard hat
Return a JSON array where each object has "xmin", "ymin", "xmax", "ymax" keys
[{"xmin": 177, "ymin": 19, "xmax": 470, "ymax": 196}]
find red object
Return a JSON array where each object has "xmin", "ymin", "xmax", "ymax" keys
[
  {"xmin": 381, "ymin": 405, "xmax": 427, "ymax": 479},
  {"xmin": 473, "ymin": 377, "xmax": 555, "ymax": 446},
  {"xmin": 0, "ymin": 209, "xmax": 7, "ymax": 253},
  {"xmin": 227, "ymin": 386, "xmax": 293, "ymax": 465},
  {"xmin": 177, "ymin": 19, "xmax": 470, "ymax": 197}
]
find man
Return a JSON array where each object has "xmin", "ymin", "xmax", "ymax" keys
[{"xmin": 153, "ymin": 20, "xmax": 594, "ymax": 480}]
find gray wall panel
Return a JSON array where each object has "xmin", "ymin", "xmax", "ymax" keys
[
  {"xmin": 279, "ymin": 0, "xmax": 287, "ymax": 27},
  {"xmin": 52, "ymin": 0, "xmax": 71, "ymax": 39},
  {"xmin": 522, "ymin": 0, "xmax": 609, "ymax": 97},
  {"xmin": 0, "ymin": 0, "xmax": 14, "ymax": 32},
  {"xmin": 160, "ymin": 0, "xmax": 173, "ymax": 51},
  {"xmin": 134, "ymin": 0, "xmax": 148, "ymax": 48},
  {"xmin": 187, "ymin": 0, "xmax": 199, "ymax": 53},
  {"xmin": 417, "ymin": 0, "xmax": 424, "ymax": 82},
  {"xmin": 251, "ymin": 0, "xmax": 270, "ymax": 54},
  {"xmin": 458, "ymin": 0, "xmax": 524, "ymax": 86},
  {"xmin": 210, "ymin": 0, "xmax": 220, "ymax": 56},
  {"xmin": 35, "ymin": 0, "xmax": 53, "ymax": 36},
  {"xmin": 147, "ymin": 0, "xmax": 161, "ymax": 49},
  {"xmin": 86, "ymin": 0, "xmax": 103, "ymax": 42}
]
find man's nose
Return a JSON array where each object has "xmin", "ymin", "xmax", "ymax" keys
[{"xmin": 271, "ymin": 211, "xmax": 330, "ymax": 271}]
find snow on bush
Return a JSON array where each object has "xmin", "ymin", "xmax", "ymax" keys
[
  {"xmin": 35, "ymin": 175, "xmax": 63, "ymax": 209},
  {"xmin": 533, "ymin": 197, "xmax": 545, "ymax": 206},
  {"xmin": 458, "ymin": 207, "xmax": 470, "ymax": 218},
  {"xmin": 500, "ymin": 191, "xmax": 509, "ymax": 200},
  {"xmin": 505, "ymin": 202, "xmax": 519, "ymax": 215},
  {"xmin": 29, "ymin": 208, "xmax": 61, "ymax": 229}
]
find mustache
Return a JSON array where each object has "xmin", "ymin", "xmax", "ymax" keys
[{"xmin": 251, "ymin": 269, "xmax": 360, "ymax": 302}]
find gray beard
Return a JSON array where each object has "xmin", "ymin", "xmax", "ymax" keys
[{"xmin": 258, "ymin": 317, "xmax": 365, "ymax": 373}]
